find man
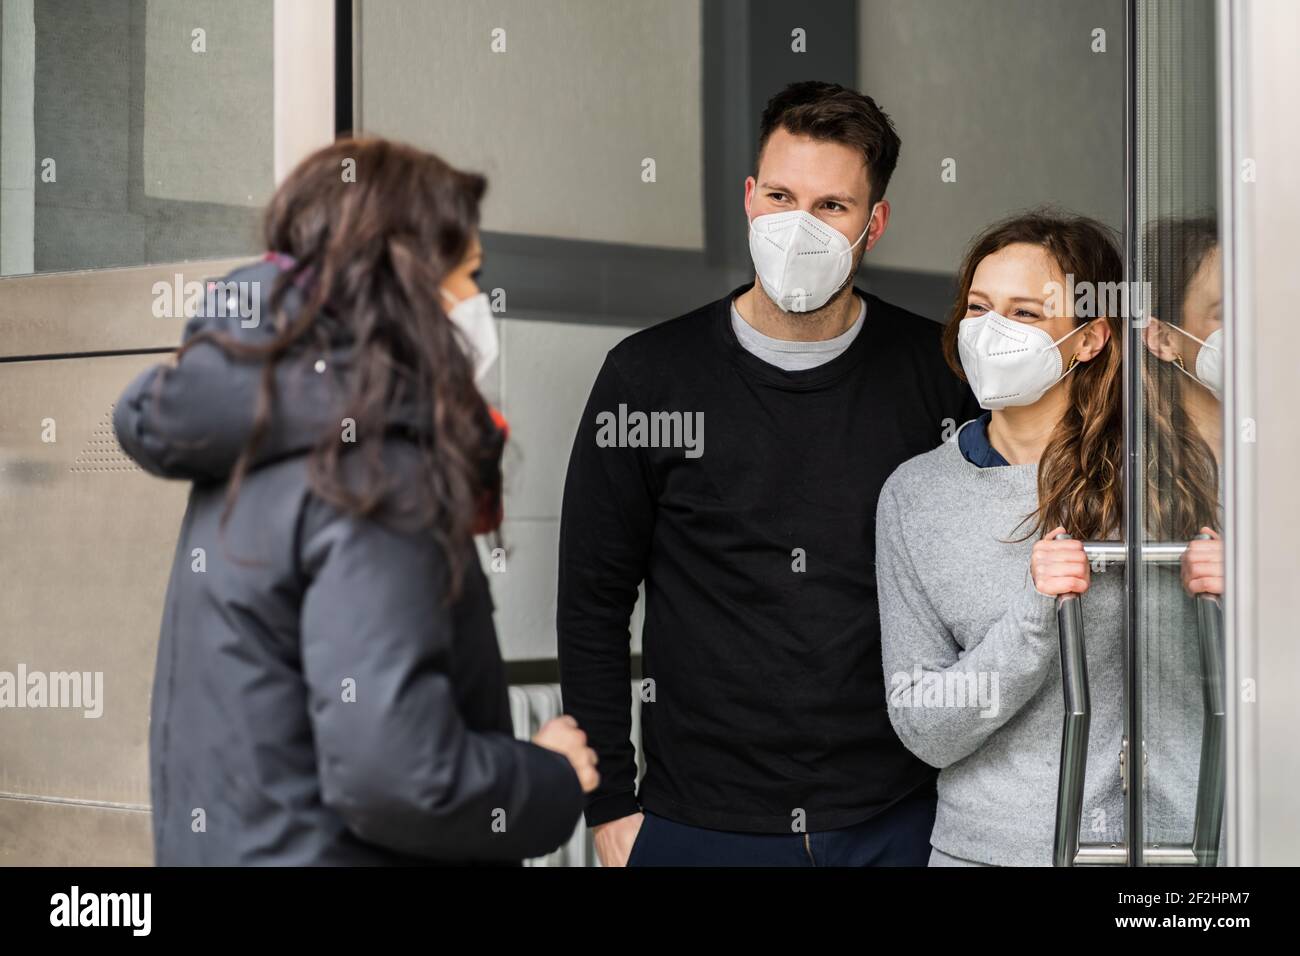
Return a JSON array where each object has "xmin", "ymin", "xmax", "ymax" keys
[{"xmin": 558, "ymin": 81, "xmax": 980, "ymax": 866}]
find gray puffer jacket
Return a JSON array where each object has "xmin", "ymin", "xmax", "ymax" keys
[{"xmin": 114, "ymin": 258, "xmax": 583, "ymax": 865}]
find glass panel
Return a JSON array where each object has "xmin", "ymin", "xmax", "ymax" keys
[
  {"xmin": 1133, "ymin": 0, "xmax": 1226, "ymax": 864},
  {"xmin": 356, "ymin": 0, "xmax": 705, "ymax": 250},
  {"xmin": 0, "ymin": 0, "xmax": 273, "ymax": 278}
]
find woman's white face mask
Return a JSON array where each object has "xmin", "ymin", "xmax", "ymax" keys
[
  {"xmin": 1168, "ymin": 323, "xmax": 1224, "ymax": 400},
  {"xmin": 440, "ymin": 288, "xmax": 498, "ymax": 385},
  {"xmin": 957, "ymin": 310, "xmax": 1088, "ymax": 410}
]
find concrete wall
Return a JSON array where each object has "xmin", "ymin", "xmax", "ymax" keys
[
  {"xmin": 0, "ymin": 0, "xmax": 306, "ymax": 866},
  {"xmin": 858, "ymin": 0, "xmax": 1125, "ymax": 277},
  {"xmin": 7, "ymin": 0, "xmax": 270, "ymax": 277},
  {"xmin": 357, "ymin": 0, "xmax": 704, "ymax": 250}
]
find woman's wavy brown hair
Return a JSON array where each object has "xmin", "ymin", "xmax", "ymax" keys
[
  {"xmin": 1140, "ymin": 214, "xmax": 1221, "ymax": 539},
  {"xmin": 179, "ymin": 136, "xmax": 497, "ymax": 599},
  {"xmin": 940, "ymin": 210, "xmax": 1124, "ymax": 541}
]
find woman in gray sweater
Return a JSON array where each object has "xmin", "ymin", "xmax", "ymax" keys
[{"xmin": 876, "ymin": 212, "xmax": 1127, "ymax": 866}]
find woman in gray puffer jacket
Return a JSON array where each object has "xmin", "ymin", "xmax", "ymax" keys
[{"xmin": 113, "ymin": 137, "xmax": 596, "ymax": 865}]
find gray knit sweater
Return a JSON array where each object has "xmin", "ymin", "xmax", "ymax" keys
[{"xmin": 875, "ymin": 436, "xmax": 1126, "ymax": 866}]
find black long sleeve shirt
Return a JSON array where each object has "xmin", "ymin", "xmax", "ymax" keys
[{"xmin": 557, "ymin": 285, "xmax": 980, "ymax": 833}]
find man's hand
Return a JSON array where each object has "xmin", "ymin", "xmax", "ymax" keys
[
  {"xmin": 1181, "ymin": 528, "xmax": 1224, "ymax": 597},
  {"xmin": 592, "ymin": 813, "xmax": 645, "ymax": 868},
  {"xmin": 532, "ymin": 715, "xmax": 600, "ymax": 794}
]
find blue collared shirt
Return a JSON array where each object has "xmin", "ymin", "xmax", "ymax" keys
[{"xmin": 957, "ymin": 412, "xmax": 1009, "ymax": 468}]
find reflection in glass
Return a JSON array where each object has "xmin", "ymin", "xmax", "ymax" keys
[
  {"xmin": 0, "ymin": 0, "xmax": 271, "ymax": 278},
  {"xmin": 1134, "ymin": 0, "xmax": 1225, "ymax": 865},
  {"xmin": 1140, "ymin": 215, "xmax": 1225, "ymax": 862}
]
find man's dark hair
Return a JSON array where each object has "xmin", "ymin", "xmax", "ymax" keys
[{"xmin": 756, "ymin": 81, "xmax": 901, "ymax": 206}]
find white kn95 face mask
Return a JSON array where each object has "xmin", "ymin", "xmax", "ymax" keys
[
  {"xmin": 440, "ymin": 288, "xmax": 499, "ymax": 385},
  {"xmin": 747, "ymin": 207, "xmax": 874, "ymax": 313},
  {"xmin": 957, "ymin": 310, "xmax": 1088, "ymax": 409},
  {"xmin": 1169, "ymin": 324, "xmax": 1223, "ymax": 399}
]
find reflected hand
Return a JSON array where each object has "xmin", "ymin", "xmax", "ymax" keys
[{"xmin": 1181, "ymin": 527, "xmax": 1224, "ymax": 597}]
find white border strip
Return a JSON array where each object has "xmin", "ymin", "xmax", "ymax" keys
[
  {"xmin": 273, "ymin": 0, "xmax": 336, "ymax": 185},
  {"xmin": 1218, "ymin": 0, "xmax": 1256, "ymax": 867}
]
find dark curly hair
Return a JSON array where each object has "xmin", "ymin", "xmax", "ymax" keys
[
  {"xmin": 179, "ymin": 136, "xmax": 498, "ymax": 599},
  {"xmin": 757, "ymin": 81, "xmax": 902, "ymax": 206}
]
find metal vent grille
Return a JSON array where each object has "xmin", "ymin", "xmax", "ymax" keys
[
  {"xmin": 509, "ymin": 681, "xmax": 644, "ymax": 867},
  {"xmin": 69, "ymin": 405, "xmax": 140, "ymax": 474}
]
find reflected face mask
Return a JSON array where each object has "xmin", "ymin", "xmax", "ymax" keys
[{"xmin": 1170, "ymin": 324, "xmax": 1224, "ymax": 399}]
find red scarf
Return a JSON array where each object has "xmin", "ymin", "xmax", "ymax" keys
[{"xmin": 472, "ymin": 407, "xmax": 509, "ymax": 535}]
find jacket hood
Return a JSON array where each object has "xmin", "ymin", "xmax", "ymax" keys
[{"xmin": 113, "ymin": 258, "xmax": 432, "ymax": 483}]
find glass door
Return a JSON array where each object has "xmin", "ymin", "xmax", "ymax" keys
[
  {"xmin": 1054, "ymin": 0, "xmax": 1227, "ymax": 867},
  {"xmin": 1130, "ymin": 0, "xmax": 1226, "ymax": 867}
]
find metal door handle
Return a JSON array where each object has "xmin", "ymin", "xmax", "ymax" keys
[
  {"xmin": 1052, "ymin": 534, "xmax": 1090, "ymax": 867},
  {"xmin": 1190, "ymin": 532, "xmax": 1226, "ymax": 867},
  {"xmin": 1051, "ymin": 537, "xmax": 1226, "ymax": 866}
]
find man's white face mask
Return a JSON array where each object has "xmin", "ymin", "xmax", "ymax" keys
[
  {"xmin": 440, "ymin": 288, "xmax": 499, "ymax": 385},
  {"xmin": 747, "ymin": 206, "xmax": 875, "ymax": 313}
]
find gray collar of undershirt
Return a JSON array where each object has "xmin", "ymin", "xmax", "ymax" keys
[{"xmin": 730, "ymin": 294, "xmax": 867, "ymax": 371}]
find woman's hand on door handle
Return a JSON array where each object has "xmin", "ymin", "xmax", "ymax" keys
[{"xmin": 1031, "ymin": 527, "xmax": 1091, "ymax": 597}]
